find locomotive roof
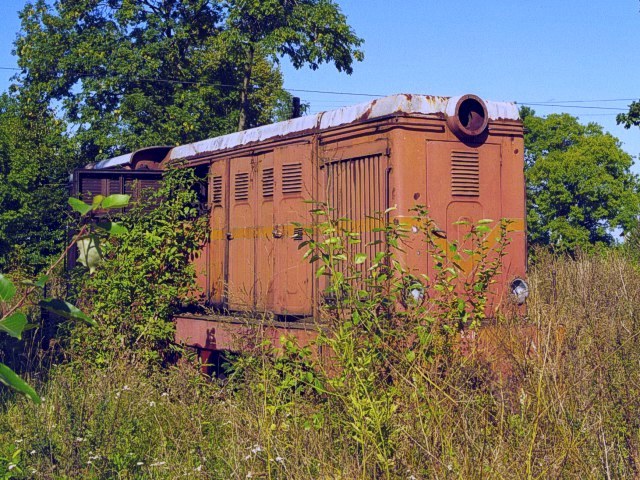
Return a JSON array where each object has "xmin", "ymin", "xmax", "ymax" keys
[{"xmin": 92, "ymin": 93, "xmax": 519, "ymax": 169}]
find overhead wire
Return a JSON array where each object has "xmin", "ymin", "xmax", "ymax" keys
[{"xmin": 0, "ymin": 64, "xmax": 638, "ymax": 114}]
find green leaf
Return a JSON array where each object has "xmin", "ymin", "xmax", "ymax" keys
[
  {"xmin": 40, "ymin": 299, "xmax": 96, "ymax": 326},
  {"xmin": 91, "ymin": 194, "xmax": 105, "ymax": 210},
  {"xmin": 0, "ymin": 363, "xmax": 40, "ymax": 403},
  {"xmin": 101, "ymin": 194, "xmax": 130, "ymax": 209},
  {"xmin": 95, "ymin": 221, "xmax": 128, "ymax": 236},
  {"xmin": 354, "ymin": 253, "xmax": 367, "ymax": 264},
  {"xmin": 77, "ymin": 235, "xmax": 102, "ymax": 274},
  {"xmin": 0, "ymin": 274, "xmax": 16, "ymax": 302},
  {"xmin": 68, "ymin": 197, "xmax": 92, "ymax": 215},
  {"xmin": 0, "ymin": 312, "xmax": 27, "ymax": 339},
  {"xmin": 315, "ymin": 265, "xmax": 326, "ymax": 278},
  {"xmin": 35, "ymin": 275, "xmax": 49, "ymax": 288}
]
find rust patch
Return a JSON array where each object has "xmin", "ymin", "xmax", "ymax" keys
[{"xmin": 359, "ymin": 99, "xmax": 377, "ymax": 121}]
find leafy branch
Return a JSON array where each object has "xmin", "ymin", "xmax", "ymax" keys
[{"xmin": 0, "ymin": 194, "xmax": 130, "ymax": 402}]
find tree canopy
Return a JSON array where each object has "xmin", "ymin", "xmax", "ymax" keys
[
  {"xmin": 15, "ymin": 0, "xmax": 293, "ymax": 161},
  {"xmin": 222, "ymin": 0, "xmax": 364, "ymax": 130},
  {"xmin": 522, "ymin": 107, "xmax": 640, "ymax": 252},
  {"xmin": 0, "ymin": 93, "xmax": 76, "ymax": 272}
]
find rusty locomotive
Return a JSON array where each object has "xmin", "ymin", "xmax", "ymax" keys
[{"xmin": 72, "ymin": 93, "xmax": 527, "ymax": 359}]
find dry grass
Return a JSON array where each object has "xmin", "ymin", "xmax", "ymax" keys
[{"xmin": 1, "ymin": 251, "xmax": 640, "ymax": 479}]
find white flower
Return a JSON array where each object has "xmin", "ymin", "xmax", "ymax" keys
[
  {"xmin": 30, "ymin": 450, "xmax": 36, "ymax": 455},
  {"xmin": 275, "ymin": 457, "xmax": 284, "ymax": 464},
  {"xmin": 194, "ymin": 465, "xmax": 203, "ymax": 472},
  {"xmin": 161, "ymin": 392, "xmax": 168, "ymax": 397},
  {"xmin": 87, "ymin": 460, "xmax": 93, "ymax": 465},
  {"xmin": 122, "ymin": 385, "xmax": 131, "ymax": 391},
  {"xmin": 149, "ymin": 401, "xmax": 156, "ymax": 407},
  {"xmin": 246, "ymin": 473, "xmax": 253, "ymax": 479},
  {"xmin": 250, "ymin": 445, "xmax": 262, "ymax": 454},
  {"xmin": 136, "ymin": 461, "xmax": 144, "ymax": 466},
  {"xmin": 8, "ymin": 464, "xmax": 16, "ymax": 471},
  {"xmin": 244, "ymin": 455, "xmax": 251, "ymax": 461},
  {"xmin": 115, "ymin": 392, "xmax": 121, "ymax": 398},
  {"xmin": 75, "ymin": 437, "xmax": 85, "ymax": 443}
]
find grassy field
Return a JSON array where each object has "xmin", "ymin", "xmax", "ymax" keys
[{"xmin": 1, "ymin": 252, "xmax": 640, "ymax": 479}]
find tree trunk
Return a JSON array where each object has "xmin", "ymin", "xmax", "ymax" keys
[{"xmin": 238, "ymin": 44, "xmax": 255, "ymax": 132}]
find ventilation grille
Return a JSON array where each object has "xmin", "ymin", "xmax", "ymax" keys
[
  {"xmin": 451, "ymin": 150, "xmax": 480, "ymax": 196},
  {"xmin": 80, "ymin": 178, "xmax": 104, "ymax": 203},
  {"xmin": 234, "ymin": 172, "xmax": 249, "ymax": 201},
  {"xmin": 282, "ymin": 163, "xmax": 303, "ymax": 194},
  {"xmin": 324, "ymin": 154, "xmax": 387, "ymax": 278},
  {"xmin": 108, "ymin": 178, "xmax": 121, "ymax": 195},
  {"xmin": 262, "ymin": 167, "xmax": 274, "ymax": 197},
  {"xmin": 212, "ymin": 176, "xmax": 223, "ymax": 206}
]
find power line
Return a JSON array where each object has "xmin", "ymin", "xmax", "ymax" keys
[
  {"xmin": 518, "ymin": 102, "xmax": 628, "ymax": 112},
  {"xmin": 1, "ymin": 65, "xmax": 637, "ymax": 111}
]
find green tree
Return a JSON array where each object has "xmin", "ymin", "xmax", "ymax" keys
[
  {"xmin": 222, "ymin": 0, "xmax": 364, "ymax": 130},
  {"xmin": 15, "ymin": 0, "xmax": 290, "ymax": 161},
  {"xmin": 522, "ymin": 107, "xmax": 640, "ymax": 252},
  {"xmin": 0, "ymin": 93, "xmax": 77, "ymax": 272}
]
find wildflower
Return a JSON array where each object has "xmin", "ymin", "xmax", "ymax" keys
[
  {"xmin": 275, "ymin": 456, "xmax": 284, "ymax": 464},
  {"xmin": 115, "ymin": 392, "xmax": 121, "ymax": 398},
  {"xmin": 30, "ymin": 450, "xmax": 36, "ymax": 455},
  {"xmin": 246, "ymin": 473, "xmax": 253, "ymax": 479},
  {"xmin": 87, "ymin": 461, "xmax": 93, "ymax": 465},
  {"xmin": 75, "ymin": 437, "xmax": 85, "ymax": 443},
  {"xmin": 8, "ymin": 464, "xmax": 16, "ymax": 471},
  {"xmin": 149, "ymin": 401, "xmax": 156, "ymax": 407},
  {"xmin": 194, "ymin": 465, "xmax": 203, "ymax": 472},
  {"xmin": 250, "ymin": 445, "xmax": 262, "ymax": 454},
  {"xmin": 161, "ymin": 392, "xmax": 168, "ymax": 397},
  {"xmin": 122, "ymin": 385, "xmax": 131, "ymax": 391},
  {"xmin": 244, "ymin": 455, "xmax": 251, "ymax": 461},
  {"xmin": 136, "ymin": 461, "xmax": 144, "ymax": 466}
]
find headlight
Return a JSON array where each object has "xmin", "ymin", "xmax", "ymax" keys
[{"xmin": 510, "ymin": 278, "xmax": 529, "ymax": 305}]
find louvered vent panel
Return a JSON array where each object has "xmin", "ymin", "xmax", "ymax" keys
[
  {"xmin": 108, "ymin": 178, "xmax": 121, "ymax": 195},
  {"xmin": 282, "ymin": 163, "xmax": 303, "ymax": 194},
  {"xmin": 234, "ymin": 172, "xmax": 249, "ymax": 201},
  {"xmin": 324, "ymin": 154, "xmax": 386, "ymax": 278},
  {"xmin": 124, "ymin": 178, "xmax": 135, "ymax": 196},
  {"xmin": 80, "ymin": 178, "xmax": 104, "ymax": 202},
  {"xmin": 451, "ymin": 150, "xmax": 480, "ymax": 196},
  {"xmin": 262, "ymin": 167, "xmax": 274, "ymax": 197},
  {"xmin": 212, "ymin": 176, "xmax": 223, "ymax": 206}
]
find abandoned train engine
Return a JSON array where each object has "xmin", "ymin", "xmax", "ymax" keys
[{"xmin": 72, "ymin": 93, "xmax": 527, "ymax": 357}]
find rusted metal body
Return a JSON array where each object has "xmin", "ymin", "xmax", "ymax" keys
[{"xmin": 79, "ymin": 93, "xmax": 526, "ymax": 360}]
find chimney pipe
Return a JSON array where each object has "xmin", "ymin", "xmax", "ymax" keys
[{"xmin": 292, "ymin": 97, "xmax": 301, "ymax": 119}]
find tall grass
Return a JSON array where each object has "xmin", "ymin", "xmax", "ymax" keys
[{"xmin": 1, "ymin": 251, "xmax": 640, "ymax": 479}]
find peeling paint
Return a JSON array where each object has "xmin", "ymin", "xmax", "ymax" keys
[{"xmin": 92, "ymin": 94, "xmax": 520, "ymax": 169}]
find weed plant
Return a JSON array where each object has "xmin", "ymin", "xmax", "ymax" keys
[{"xmin": 1, "ymin": 216, "xmax": 640, "ymax": 478}]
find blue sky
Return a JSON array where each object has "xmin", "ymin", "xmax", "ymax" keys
[{"xmin": 1, "ymin": 0, "xmax": 639, "ymax": 166}]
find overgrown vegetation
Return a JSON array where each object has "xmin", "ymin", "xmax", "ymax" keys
[
  {"xmin": 4, "ymin": 207, "xmax": 640, "ymax": 478},
  {"xmin": 72, "ymin": 168, "xmax": 208, "ymax": 368}
]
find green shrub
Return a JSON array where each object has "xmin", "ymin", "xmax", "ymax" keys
[{"xmin": 72, "ymin": 168, "xmax": 208, "ymax": 367}]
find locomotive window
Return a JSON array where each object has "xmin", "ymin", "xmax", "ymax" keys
[
  {"xmin": 262, "ymin": 167, "xmax": 274, "ymax": 197},
  {"xmin": 234, "ymin": 172, "xmax": 250, "ymax": 201},
  {"xmin": 282, "ymin": 163, "xmax": 303, "ymax": 194}
]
